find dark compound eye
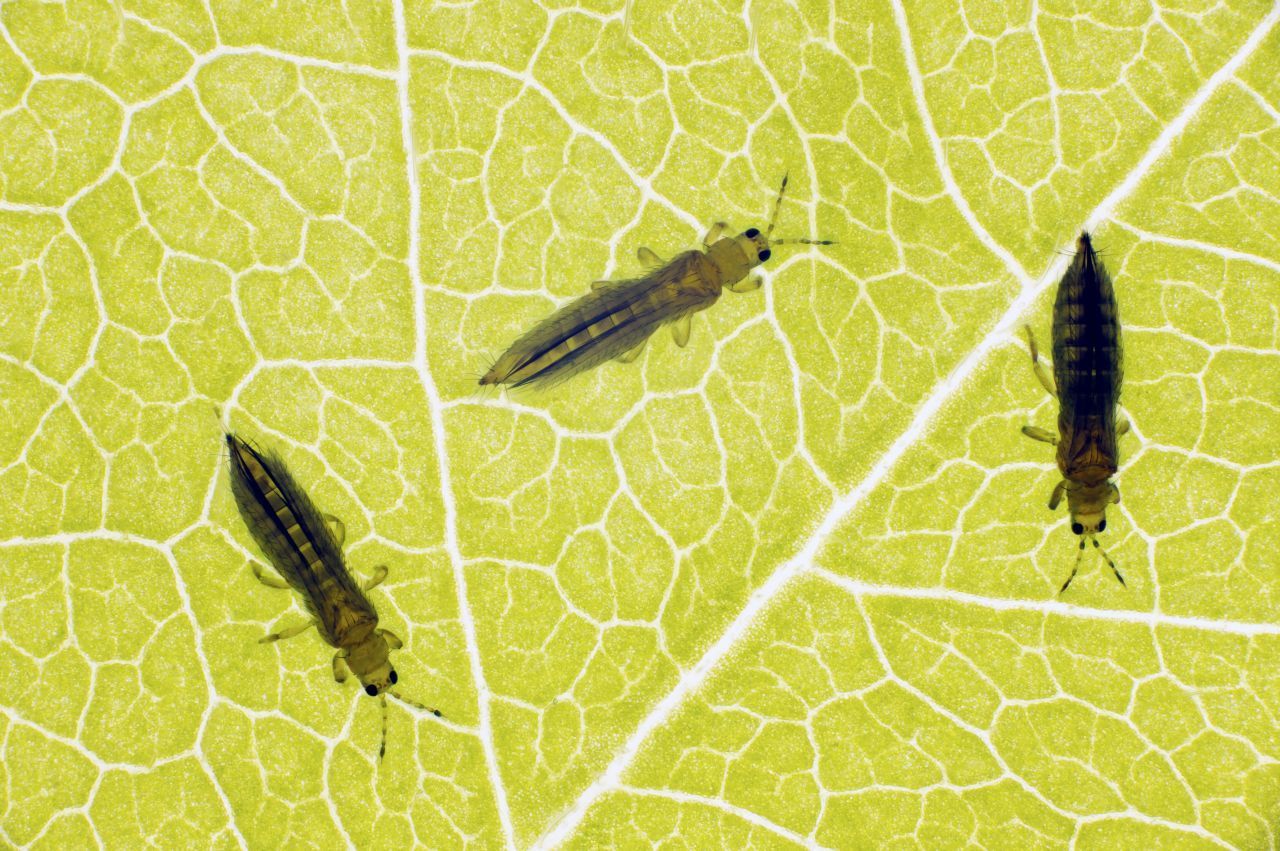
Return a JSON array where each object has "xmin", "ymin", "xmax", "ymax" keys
[
  {"xmin": 365, "ymin": 684, "xmax": 379, "ymax": 697},
  {"xmin": 389, "ymin": 669, "xmax": 398, "ymax": 685},
  {"xmin": 745, "ymin": 228, "xmax": 759, "ymax": 238},
  {"xmin": 1097, "ymin": 519, "xmax": 1106, "ymax": 532},
  {"xmin": 1071, "ymin": 522, "xmax": 1084, "ymax": 536},
  {"xmin": 757, "ymin": 249, "xmax": 771, "ymax": 262}
]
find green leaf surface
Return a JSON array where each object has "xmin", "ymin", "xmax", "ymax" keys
[{"xmin": 0, "ymin": 0, "xmax": 1277, "ymax": 848}]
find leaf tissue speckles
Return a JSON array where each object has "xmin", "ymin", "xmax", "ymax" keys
[
  {"xmin": 4, "ymin": 1, "xmax": 1280, "ymax": 847},
  {"xmin": 224, "ymin": 431, "xmax": 440, "ymax": 760},
  {"xmin": 1021, "ymin": 232, "xmax": 1129, "ymax": 593},
  {"xmin": 480, "ymin": 175, "xmax": 832, "ymax": 390}
]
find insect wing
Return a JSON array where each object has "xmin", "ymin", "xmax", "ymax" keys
[
  {"xmin": 1051, "ymin": 236, "xmax": 1122, "ymax": 479},
  {"xmin": 1056, "ymin": 416, "xmax": 1118, "ymax": 481},
  {"xmin": 488, "ymin": 252, "xmax": 717, "ymax": 389},
  {"xmin": 226, "ymin": 435, "xmax": 377, "ymax": 643}
]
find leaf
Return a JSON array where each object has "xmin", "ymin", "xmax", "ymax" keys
[{"xmin": 0, "ymin": 0, "xmax": 1277, "ymax": 848}]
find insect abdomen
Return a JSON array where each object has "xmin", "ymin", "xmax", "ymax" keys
[
  {"xmin": 1052, "ymin": 233, "xmax": 1122, "ymax": 477},
  {"xmin": 226, "ymin": 434, "xmax": 373, "ymax": 645},
  {"xmin": 483, "ymin": 252, "xmax": 717, "ymax": 388}
]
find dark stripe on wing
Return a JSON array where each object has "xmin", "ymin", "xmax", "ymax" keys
[
  {"xmin": 507, "ymin": 253, "xmax": 714, "ymax": 388},
  {"xmin": 1052, "ymin": 234, "xmax": 1122, "ymax": 477},
  {"xmin": 226, "ymin": 434, "xmax": 375, "ymax": 639}
]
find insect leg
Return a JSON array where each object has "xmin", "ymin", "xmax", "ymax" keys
[
  {"xmin": 377, "ymin": 628, "xmax": 403, "ymax": 650},
  {"xmin": 250, "ymin": 562, "xmax": 290, "ymax": 590},
  {"xmin": 1117, "ymin": 417, "xmax": 1131, "ymax": 436},
  {"xmin": 363, "ymin": 564, "xmax": 389, "ymax": 591},
  {"xmin": 1060, "ymin": 539, "xmax": 1086, "ymax": 593},
  {"xmin": 1021, "ymin": 426, "xmax": 1058, "ymax": 445},
  {"xmin": 727, "ymin": 276, "xmax": 762, "ymax": 293},
  {"xmin": 672, "ymin": 315, "xmax": 692, "ymax": 347},
  {"xmin": 259, "ymin": 619, "xmax": 317, "ymax": 644},
  {"xmin": 1048, "ymin": 480, "xmax": 1066, "ymax": 511},
  {"xmin": 637, "ymin": 247, "xmax": 664, "ymax": 269},
  {"xmin": 323, "ymin": 513, "xmax": 346, "ymax": 547},
  {"xmin": 332, "ymin": 651, "xmax": 350, "ymax": 683},
  {"xmin": 591, "ymin": 280, "xmax": 610, "ymax": 291},
  {"xmin": 1023, "ymin": 325, "xmax": 1056, "ymax": 398},
  {"xmin": 702, "ymin": 222, "xmax": 727, "ymax": 246}
]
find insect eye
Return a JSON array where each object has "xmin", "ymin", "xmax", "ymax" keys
[
  {"xmin": 1097, "ymin": 519, "xmax": 1106, "ymax": 532},
  {"xmin": 364, "ymin": 684, "xmax": 379, "ymax": 697},
  {"xmin": 389, "ymin": 669, "xmax": 398, "ymax": 685},
  {"xmin": 1071, "ymin": 522, "xmax": 1084, "ymax": 536},
  {"xmin": 758, "ymin": 249, "xmax": 771, "ymax": 262},
  {"xmin": 745, "ymin": 228, "xmax": 759, "ymax": 238}
]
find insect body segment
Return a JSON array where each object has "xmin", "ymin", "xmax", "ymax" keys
[
  {"xmin": 225, "ymin": 433, "xmax": 439, "ymax": 758},
  {"xmin": 480, "ymin": 175, "xmax": 832, "ymax": 389},
  {"xmin": 1021, "ymin": 232, "xmax": 1127, "ymax": 593}
]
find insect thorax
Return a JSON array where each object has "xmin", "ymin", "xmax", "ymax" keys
[
  {"xmin": 703, "ymin": 237, "xmax": 758, "ymax": 291},
  {"xmin": 346, "ymin": 630, "xmax": 391, "ymax": 680},
  {"xmin": 1065, "ymin": 480, "xmax": 1112, "ymax": 520}
]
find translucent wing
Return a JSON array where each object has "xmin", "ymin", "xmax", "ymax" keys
[
  {"xmin": 482, "ymin": 251, "xmax": 719, "ymax": 389},
  {"xmin": 1052, "ymin": 236, "xmax": 1122, "ymax": 481},
  {"xmin": 226, "ymin": 434, "xmax": 377, "ymax": 644}
]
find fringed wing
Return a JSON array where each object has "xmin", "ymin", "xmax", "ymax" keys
[
  {"xmin": 1052, "ymin": 234, "xmax": 1122, "ymax": 480},
  {"xmin": 483, "ymin": 252, "xmax": 718, "ymax": 389},
  {"xmin": 226, "ymin": 434, "xmax": 377, "ymax": 645}
]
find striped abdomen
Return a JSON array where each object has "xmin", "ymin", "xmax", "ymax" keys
[
  {"xmin": 226, "ymin": 434, "xmax": 375, "ymax": 646},
  {"xmin": 1052, "ymin": 232, "xmax": 1122, "ymax": 481},
  {"xmin": 481, "ymin": 251, "xmax": 720, "ymax": 389}
]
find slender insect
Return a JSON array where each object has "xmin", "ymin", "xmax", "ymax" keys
[
  {"xmin": 480, "ymin": 174, "xmax": 833, "ymax": 389},
  {"xmin": 1021, "ymin": 231, "xmax": 1129, "ymax": 593},
  {"xmin": 224, "ymin": 432, "xmax": 440, "ymax": 758}
]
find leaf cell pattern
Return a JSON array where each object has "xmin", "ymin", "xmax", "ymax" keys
[{"xmin": 0, "ymin": 0, "xmax": 1277, "ymax": 848}]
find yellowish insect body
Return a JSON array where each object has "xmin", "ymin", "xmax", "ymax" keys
[
  {"xmin": 343, "ymin": 621, "xmax": 395, "ymax": 693},
  {"xmin": 224, "ymin": 431, "xmax": 439, "ymax": 758},
  {"xmin": 701, "ymin": 230, "xmax": 770, "ymax": 291},
  {"xmin": 480, "ymin": 176, "xmax": 830, "ymax": 389}
]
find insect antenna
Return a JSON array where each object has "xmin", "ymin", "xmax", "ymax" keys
[
  {"xmin": 379, "ymin": 693, "xmax": 388, "ymax": 761},
  {"xmin": 1060, "ymin": 538, "xmax": 1087, "ymax": 594},
  {"xmin": 375, "ymin": 692, "xmax": 443, "ymax": 762},
  {"xmin": 764, "ymin": 173, "xmax": 836, "ymax": 248},
  {"xmin": 1093, "ymin": 536, "xmax": 1125, "ymax": 587},
  {"xmin": 390, "ymin": 690, "xmax": 443, "ymax": 718},
  {"xmin": 773, "ymin": 238, "xmax": 836, "ymax": 246},
  {"xmin": 766, "ymin": 172, "xmax": 790, "ymax": 239}
]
